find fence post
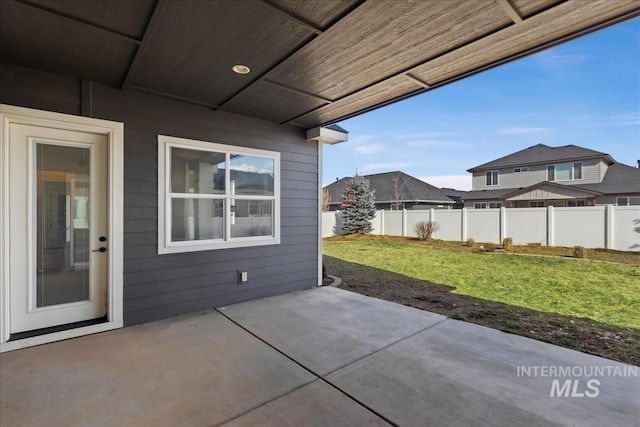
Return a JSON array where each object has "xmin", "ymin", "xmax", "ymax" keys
[
  {"xmin": 429, "ymin": 208, "xmax": 436, "ymax": 239},
  {"xmin": 547, "ymin": 205, "xmax": 554, "ymax": 247},
  {"xmin": 402, "ymin": 208, "xmax": 407, "ymax": 237},
  {"xmin": 605, "ymin": 205, "xmax": 614, "ymax": 249},
  {"xmin": 461, "ymin": 208, "xmax": 467, "ymax": 241},
  {"xmin": 500, "ymin": 206, "xmax": 506, "ymax": 242},
  {"xmin": 379, "ymin": 209, "xmax": 385, "ymax": 236}
]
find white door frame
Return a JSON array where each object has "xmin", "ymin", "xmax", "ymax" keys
[{"xmin": 0, "ymin": 104, "xmax": 124, "ymax": 352}]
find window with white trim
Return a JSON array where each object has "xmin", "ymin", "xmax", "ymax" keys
[
  {"xmin": 488, "ymin": 202, "xmax": 502, "ymax": 208},
  {"xmin": 513, "ymin": 167, "xmax": 529, "ymax": 173},
  {"xmin": 567, "ymin": 199, "xmax": 586, "ymax": 207},
  {"xmin": 158, "ymin": 135, "xmax": 280, "ymax": 254},
  {"xmin": 474, "ymin": 202, "xmax": 487, "ymax": 209},
  {"xmin": 547, "ymin": 162, "xmax": 582, "ymax": 181},
  {"xmin": 529, "ymin": 201, "xmax": 545, "ymax": 207},
  {"xmin": 618, "ymin": 197, "xmax": 640, "ymax": 206},
  {"xmin": 485, "ymin": 170, "xmax": 498, "ymax": 186}
]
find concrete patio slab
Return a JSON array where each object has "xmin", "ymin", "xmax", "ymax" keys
[
  {"xmin": 220, "ymin": 286, "xmax": 446, "ymax": 376},
  {"xmin": 222, "ymin": 379, "xmax": 391, "ymax": 427},
  {"xmin": 2, "ymin": 287, "xmax": 638, "ymax": 426},
  {"xmin": 326, "ymin": 318, "xmax": 640, "ymax": 427},
  {"xmin": 0, "ymin": 310, "xmax": 315, "ymax": 427}
]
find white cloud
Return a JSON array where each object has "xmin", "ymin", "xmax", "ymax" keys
[
  {"xmin": 360, "ymin": 162, "xmax": 413, "ymax": 173},
  {"xmin": 499, "ymin": 127, "xmax": 548, "ymax": 135},
  {"xmin": 535, "ymin": 51, "xmax": 590, "ymax": 69},
  {"xmin": 418, "ymin": 175, "xmax": 472, "ymax": 191},
  {"xmin": 348, "ymin": 134, "xmax": 378, "ymax": 145},
  {"xmin": 230, "ymin": 163, "xmax": 272, "ymax": 174},
  {"xmin": 603, "ymin": 113, "xmax": 640, "ymax": 126},
  {"xmin": 354, "ymin": 143, "xmax": 384, "ymax": 154},
  {"xmin": 404, "ymin": 140, "xmax": 469, "ymax": 149},
  {"xmin": 394, "ymin": 131, "xmax": 463, "ymax": 140},
  {"xmin": 568, "ymin": 113, "xmax": 640, "ymax": 128}
]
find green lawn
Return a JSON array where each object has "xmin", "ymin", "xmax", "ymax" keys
[{"xmin": 323, "ymin": 240, "xmax": 640, "ymax": 329}]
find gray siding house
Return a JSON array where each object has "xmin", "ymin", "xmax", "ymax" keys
[
  {"xmin": 464, "ymin": 144, "xmax": 640, "ymax": 208},
  {"xmin": 324, "ymin": 172, "xmax": 458, "ymax": 211},
  {"xmin": 1, "ymin": 1, "xmax": 637, "ymax": 351}
]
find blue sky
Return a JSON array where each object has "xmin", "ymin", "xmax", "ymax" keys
[{"xmin": 323, "ymin": 17, "xmax": 640, "ymax": 190}]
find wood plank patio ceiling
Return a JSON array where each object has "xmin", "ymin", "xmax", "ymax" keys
[{"xmin": 1, "ymin": 0, "xmax": 639, "ymax": 129}]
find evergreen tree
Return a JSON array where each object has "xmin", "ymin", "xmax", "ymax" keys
[{"xmin": 340, "ymin": 173, "xmax": 376, "ymax": 234}]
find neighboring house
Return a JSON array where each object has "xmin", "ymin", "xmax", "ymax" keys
[
  {"xmin": 464, "ymin": 144, "xmax": 640, "ymax": 208},
  {"xmin": 324, "ymin": 171, "xmax": 459, "ymax": 210},
  {"xmin": 441, "ymin": 188, "xmax": 468, "ymax": 208}
]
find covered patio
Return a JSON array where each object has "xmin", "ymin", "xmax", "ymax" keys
[
  {"xmin": 2, "ymin": 287, "xmax": 637, "ymax": 426},
  {"xmin": 1, "ymin": 1, "xmax": 639, "ymax": 424}
]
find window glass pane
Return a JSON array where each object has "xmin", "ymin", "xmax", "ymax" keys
[
  {"xmin": 547, "ymin": 165, "xmax": 555, "ymax": 181},
  {"xmin": 171, "ymin": 148, "xmax": 225, "ymax": 194},
  {"xmin": 617, "ymin": 197, "xmax": 628, "ymax": 206},
  {"xmin": 555, "ymin": 163, "xmax": 572, "ymax": 181},
  {"xmin": 171, "ymin": 198, "xmax": 224, "ymax": 241},
  {"xmin": 231, "ymin": 200, "xmax": 273, "ymax": 238},
  {"xmin": 573, "ymin": 163, "xmax": 582, "ymax": 180},
  {"xmin": 630, "ymin": 197, "xmax": 640, "ymax": 206},
  {"xmin": 230, "ymin": 154, "xmax": 274, "ymax": 195}
]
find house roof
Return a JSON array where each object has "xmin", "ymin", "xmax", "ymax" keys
[
  {"xmin": 1, "ymin": 1, "xmax": 638, "ymax": 129},
  {"xmin": 462, "ymin": 188, "xmax": 515, "ymax": 201},
  {"xmin": 324, "ymin": 172, "xmax": 455, "ymax": 205},
  {"xmin": 502, "ymin": 181, "xmax": 603, "ymax": 200},
  {"xmin": 441, "ymin": 188, "xmax": 468, "ymax": 204},
  {"xmin": 467, "ymin": 144, "xmax": 616, "ymax": 172},
  {"xmin": 573, "ymin": 163, "xmax": 640, "ymax": 194}
]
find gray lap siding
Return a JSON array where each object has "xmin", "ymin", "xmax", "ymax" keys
[{"xmin": 1, "ymin": 62, "xmax": 320, "ymax": 326}]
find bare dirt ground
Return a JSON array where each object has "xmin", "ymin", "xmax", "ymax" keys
[{"xmin": 323, "ymin": 236, "xmax": 640, "ymax": 366}]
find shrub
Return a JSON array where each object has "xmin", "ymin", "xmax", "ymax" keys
[
  {"xmin": 414, "ymin": 220, "xmax": 439, "ymax": 241},
  {"xmin": 467, "ymin": 238, "xmax": 476, "ymax": 248},
  {"xmin": 574, "ymin": 246, "xmax": 587, "ymax": 259},
  {"xmin": 503, "ymin": 237, "xmax": 513, "ymax": 252}
]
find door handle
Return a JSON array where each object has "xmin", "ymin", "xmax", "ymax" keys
[{"xmin": 92, "ymin": 247, "xmax": 107, "ymax": 253}]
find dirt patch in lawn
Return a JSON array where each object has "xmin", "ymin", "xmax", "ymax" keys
[{"xmin": 324, "ymin": 254, "xmax": 640, "ymax": 366}]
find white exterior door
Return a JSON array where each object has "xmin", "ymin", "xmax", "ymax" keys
[{"xmin": 7, "ymin": 124, "xmax": 108, "ymax": 333}]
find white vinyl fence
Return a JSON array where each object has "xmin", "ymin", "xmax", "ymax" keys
[{"xmin": 322, "ymin": 206, "xmax": 640, "ymax": 252}]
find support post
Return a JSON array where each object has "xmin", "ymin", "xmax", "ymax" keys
[
  {"xmin": 547, "ymin": 205, "xmax": 554, "ymax": 247},
  {"xmin": 461, "ymin": 208, "xmax": 467, "ymax": 241},
  {"xmin": 499, "ymin": 206, "xmax": 506, "ymax": 243},
  {"xmin": 402, "ymin": 208, "xmax": 407, "ymax": 237},
  {"xmin": 605, "ymin": 205, "xmax": 614, "ymax": 249}
]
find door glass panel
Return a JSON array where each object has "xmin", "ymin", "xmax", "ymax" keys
[{"xmin": 36, "ymin": 143, "xmax": 90, "ymax": 307}]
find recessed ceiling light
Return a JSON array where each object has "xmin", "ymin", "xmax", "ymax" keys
[{"xmin": 232, "ymin": 64, "xmax": 251, "ymax": 75}]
